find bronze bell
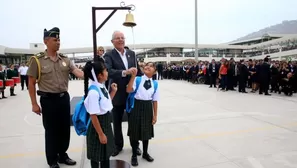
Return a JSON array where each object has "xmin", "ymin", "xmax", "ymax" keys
[{"xmin": 123, "ymin": 11, "xmax": 136, "ymax": 27}]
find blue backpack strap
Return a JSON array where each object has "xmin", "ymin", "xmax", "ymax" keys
[
  {"xmin": 153, "ymin": 80, "xmax": 158, "ymax": 94},
  {"xmin": 126, "ymin": 76, "xmax": 142, "ymax": 113},
  {"xmin": 135, "ymin": 76, "xmax": 142, "ymax": 92},
  {"xmin": 86, "ymin": 85, "xmax": 102, "ymax": 127},
  {"xmin": 88, "ymin": 85, "xmax": 102, "ymax": 101},
  {"xmin": 88, "ymin": 85, "xmax": 100, "ymax": 95}
]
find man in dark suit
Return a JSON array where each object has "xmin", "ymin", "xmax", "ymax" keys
[
  {"xmin": 208, "ymin": 59, "xmax": 218, "ymax": 88},
  {"xmin": 157, "ymin": 62, "xmax": 163, "ymax": 80},
  {"xmin": 238, "ymin": 59, "xmax": 249, "ymax": 93},
  {"xmin": 105, "ymin": 31, "xmax": 142, "ymax": 157},
  {"xmin": 227, "ymin": 58, "xmax": 236, "ymax": 90},
  {"xmin": 258, "ymin": 56, "xmax": 271, "ymax": 95}
]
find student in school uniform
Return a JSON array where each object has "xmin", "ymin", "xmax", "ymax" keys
[
  {"xmin": 6, "ymin": 64, "xmax": 18, "ymax": 96},
  {"xmin": 0, "ymin": 64, "xmax": 7, "ymax": 99},
  {"xmin": 126, "ymin": 62, "xmax": 159, "ymax": 166},
  {"xmin": 83, "ymin": 58, "xmax": 118, "ymax": 168}
]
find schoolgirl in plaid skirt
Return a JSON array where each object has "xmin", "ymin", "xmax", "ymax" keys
[
  {"xmin": 83, "ymin": 59, "xmax": 118, "ymax": 168},
  {"xmin": 126, "ymin": 62, "xmax": 160, "ymax": 167}
]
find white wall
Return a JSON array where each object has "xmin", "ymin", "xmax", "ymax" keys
[{"xmin": 29, "ymin": 43, "xmax": 45, "ymax": 50}]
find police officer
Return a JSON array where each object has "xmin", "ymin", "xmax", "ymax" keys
[
  {"xmin": 258, "ymin": 56, "xmax": 271, "ymax": 96},
  {"xmin": 27, "ymin": 27, "xmax": 84, "ymax": 168}
]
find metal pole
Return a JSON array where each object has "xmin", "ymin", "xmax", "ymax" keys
[
  {"xmin": 92, "ymin": 7, "xmax": 97, "ymax": 60},
  {"xmin": 91, "ymin": 2, "xmax": 134, "ymax": 61},
  {"xmin": 194, "ymin": 0, "xmax": 198, "ymax": 61}
]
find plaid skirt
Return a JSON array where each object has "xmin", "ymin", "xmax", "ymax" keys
[
  {"xmin": 127, "ymin": 99, "xmax": 154, "ymax": 141},
  {"xmin": 86, "ymin": 112, "xmax": 114, "ymax": 162}
]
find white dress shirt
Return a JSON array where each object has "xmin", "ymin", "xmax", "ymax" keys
[
  {"xmin": 84, "ymin": 81, "xmax": 113, "ymax": 115},
  {"xmin": 115, "ymin": 48, "xmax": 128, "ymax": 70},
  {"xmin": 133, "ymin": 75, "xmax": 160, "ymax": 101},
  {"xmin": 18, "ymin": 66, "xmax": 28, "ymax": 75}
]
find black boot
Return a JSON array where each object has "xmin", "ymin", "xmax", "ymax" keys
[
  {"xmin": 10, "ymin": 88, "xmax": 16, "ymax": 96},
  {"xmin": 2, "ymin": 91, "xmax": 7, "ymax": 99}
]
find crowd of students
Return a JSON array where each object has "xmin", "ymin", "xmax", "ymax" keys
[
  {"xmin": 0, "ymin": 63, "xmax": 29, "ymax": 99},
  {"xmin": 159, "ymin": 57, "xmax": 297, "ymax": 96}
]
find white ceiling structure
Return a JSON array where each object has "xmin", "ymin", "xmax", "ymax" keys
[{"xmin": 1, "ymin": 34, "xmax": 297, "ymax": 55}]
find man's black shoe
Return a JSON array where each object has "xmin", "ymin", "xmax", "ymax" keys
[
  {"xmin": 58, "ymin": 157, "xmax": 76, "ymax": 165},
  {"xmin": 112, "ymin": 149, "xmax": 122, "ymax": 157},
  {"xmin": 49, "ymin": 163, "xmax": 60, "ymax": 168}
]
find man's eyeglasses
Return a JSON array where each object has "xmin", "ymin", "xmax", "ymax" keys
[{"xmin": 114, "ymin": 37, "xmax": 125, "ymax": 40}]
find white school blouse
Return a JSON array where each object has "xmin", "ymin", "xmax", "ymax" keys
[
  {"xmin": 132, "ymin": 75, "xmax": 160, "ymax": 101},
  {"xmin": 84, "ymin": 81, "xmax": 113, "ymax": 115}
]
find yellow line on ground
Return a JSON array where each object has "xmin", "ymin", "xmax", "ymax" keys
[{"xmin": 1, "ymin": 121, "xmax": 296, "ymax": 159}]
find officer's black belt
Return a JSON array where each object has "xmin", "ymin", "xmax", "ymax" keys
[{"xmin": 37, "ymin": 91, "xmax": 67, "ymax": 98}]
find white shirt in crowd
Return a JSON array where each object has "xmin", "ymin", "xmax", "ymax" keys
[
  {"xmin": 84, "ymin": 81, "xmax": 113, "ymax": 115},
  {"xmin": 133, "ymin": 75, "xmax": 160, "ymax": 101},
  {"xmin": 18, "ymin": 66, "xmax": 28, "ymax": 75}
]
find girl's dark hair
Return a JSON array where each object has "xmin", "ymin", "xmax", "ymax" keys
[{"xmin": 83, "ymin": 57, "xmax": 106, "ymax": 99}]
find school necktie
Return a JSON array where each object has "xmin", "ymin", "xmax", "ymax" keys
[
  {"xmin": 100, "ymin": 87, "xmax": 109, "ymax": 99},
  {"xmin": 143, "ymin": 80, "xmax": 152, "ymax": 90}
]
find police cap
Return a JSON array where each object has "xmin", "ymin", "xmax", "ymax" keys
[{"xmin": 44, "ymin": 27, "xmax": 60, "ymax": 39}]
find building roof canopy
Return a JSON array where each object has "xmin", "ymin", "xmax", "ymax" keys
[{"xmin": 2, "ymin": 33, "xmax": 297, "ymax": 55}]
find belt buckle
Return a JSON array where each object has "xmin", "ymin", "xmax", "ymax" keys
[{"xmin": 60, "ymin": 93, "xmax": 64, "ymax": 97}]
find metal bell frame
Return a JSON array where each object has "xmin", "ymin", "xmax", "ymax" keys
[{"xmin": 91, "ymin": 1, "xmax": 136, "ymax": 60}]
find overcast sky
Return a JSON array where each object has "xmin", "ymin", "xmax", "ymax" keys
[{"xmin": 0, "ymin": 0, "xmax": 297, "ymax": 49}]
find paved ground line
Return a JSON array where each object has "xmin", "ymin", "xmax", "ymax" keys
[{"xmin": 1, "ymin": 122, "xmax": 296, "ymax": 159}]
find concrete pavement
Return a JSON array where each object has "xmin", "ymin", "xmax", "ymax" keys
[{"xmin": 0, "ymin": 80, "xmax": 297, "ymax": 168}]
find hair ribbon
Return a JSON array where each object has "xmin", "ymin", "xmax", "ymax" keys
[{"xmin": 91, "ymin": 67, "xmax": 99, "ymax": 84}]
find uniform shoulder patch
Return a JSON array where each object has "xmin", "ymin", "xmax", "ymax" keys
[
  {"xmin": 35, "ymin": 52, "xmax": 45, "ymax": 58},
  {"xmin": 59, "ymin": 53, "xmax": 67, "ymax": 58}
]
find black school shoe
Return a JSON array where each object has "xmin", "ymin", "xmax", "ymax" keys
[
  {"xmin": 131, "ymin": 156, "xmax": 138, "ymax": 166},
  {"xmin": 142, "ymin": 153, "xmax": 154, "ymax": 162}
]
